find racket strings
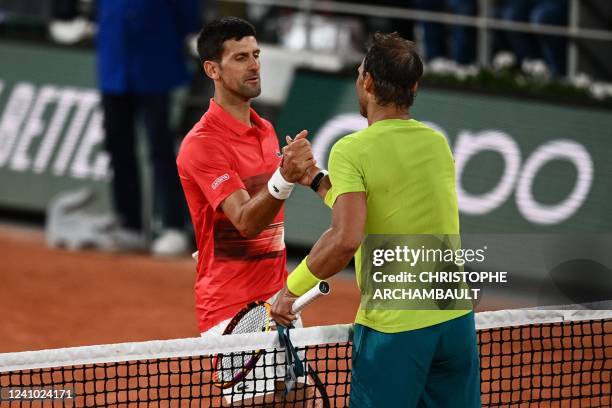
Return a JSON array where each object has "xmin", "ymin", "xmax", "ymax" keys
[
  {"xmin": 216, "ymin": 303, "xmax": 272, "ymax": 384},
  {"xmin": 233, "ymin": 303, "xmax": 272, "ymax": 335}
]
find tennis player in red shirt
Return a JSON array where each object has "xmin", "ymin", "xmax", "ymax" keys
[
  {"xmin": 177, "ymin": 17, "xmax": 316, "ymax": 403},
  {"xmin": 178, "ymin": 16, "xmax": 315, "ymax": 333},
  {"xmin": 176, "ymin": 17, "xmax": 321, "ymax": 402}
]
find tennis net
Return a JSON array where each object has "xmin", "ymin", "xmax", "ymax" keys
[{"xmin": 0, "ymin": 309, "xmax": 610, "ymax": 407}]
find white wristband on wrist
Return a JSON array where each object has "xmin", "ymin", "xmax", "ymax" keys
[{"xmin": 268, "ymin": 168, "xmax": 295, "ymax": 200}]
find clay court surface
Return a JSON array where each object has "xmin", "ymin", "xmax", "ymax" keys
[
  {"xmin": 0, "ymin": 223, "xmax": 528, "ymax": 353},
  {"xmin": 1, "ymin": 225, "xmax": 610, "ymax": 407},
  {"xmin": 0, "ymin": 225, "xmax": 361, "ymax": 353}
]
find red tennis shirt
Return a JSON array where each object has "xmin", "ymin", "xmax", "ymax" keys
[{"xmin": 177, "ymin": 99, "xmax": 287, "ymax": 333}]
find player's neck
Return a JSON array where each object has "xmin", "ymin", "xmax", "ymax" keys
[
  {"xmin": 367, "ymin": 105, "xmax": 410, "ymax": 126},
  {"xmin": 213, "ymin": 91, "xmax": 252, "ymax": 127}
]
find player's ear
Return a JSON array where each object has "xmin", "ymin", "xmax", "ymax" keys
[
  {"xmin": 411, "ymin": 82, "xmax": 419, "ymax": 93},
  {"xmin": 363, "ymin": 72, "xmax": 374, "ymax": 94},
  {"xmin": 203, "ymin": 60, "xmax": 220, "ymax": 80}
]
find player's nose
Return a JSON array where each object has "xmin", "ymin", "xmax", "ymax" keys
[{"xmin": 248, "ymin": 56, "xmax": 260, "ymax": 72}]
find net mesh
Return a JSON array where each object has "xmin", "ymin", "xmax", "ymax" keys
[
  {"xmin": 0, "ymin": 310, "xmax": 610, "ymax": 407},
  {"xmin": 479, "ymin": 317, "xmax": 611, "ymax": 406}
]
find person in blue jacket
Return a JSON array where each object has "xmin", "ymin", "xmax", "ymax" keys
[
  {"xmin": 499, "ymin": 0, "xmax": 568, "ymax": 77},
  {"xmin": 97, "ymin": 0, "xmax": 200, "ymax": 255},
  {"xmin": 412, "ymin": 0, "xmax": 477, "ymax": 65}
]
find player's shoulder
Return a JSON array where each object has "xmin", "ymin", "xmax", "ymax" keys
[
  {"xmin": 333, "ymin": 126, "xmax": 371, "ymax": 152},
  {"xmin": 178, "ymin": 118, "xmax": 229, "ymax": 164},
  {"xmin": 410, "ymin": 119, "xmax": 447, "ymax": 142},
  {"xmin": 185, "ymin": 113, "xmax": 228, "ymax": 145},
  {"xmin": 335, "ymin": 128, "xmax": 367, "ymax": 148},
  {"xmin": 328, "ymin": 130, "xmax": 367, "ymax": 164}
]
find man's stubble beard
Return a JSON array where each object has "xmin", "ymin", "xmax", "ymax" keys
[
  {"xmin": 238, "ymin": 83, "xmax": 261, "ymax": 99},
  {"xmin": 219, "ymin": 76, "xmax": 261, "ymax": 100}
]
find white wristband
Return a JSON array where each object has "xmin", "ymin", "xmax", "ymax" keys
[{"xmin": 268, "ymin": 168, "xmax": 295, "ymax": 200}]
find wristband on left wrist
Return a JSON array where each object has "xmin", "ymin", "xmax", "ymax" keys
[{"xmin": 287, "ymin": 257, "xmax": 320, "ymax": 296}]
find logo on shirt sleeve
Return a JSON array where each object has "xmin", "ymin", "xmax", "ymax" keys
[{"xmin": 211, "ymin": 173, "xmax": 230, "ymax": 190}]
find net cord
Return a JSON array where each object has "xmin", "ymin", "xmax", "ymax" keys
[
  {"xmin": 1, "ymin": 308, "xmax": 611, "ymax": 373},
  {"xmin": 0, "ymin": 324, "xmax": 351, "ymax": 373}
]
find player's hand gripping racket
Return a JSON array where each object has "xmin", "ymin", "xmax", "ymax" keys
[{"xmin": 211, "ymin": 281, "xmax": 330, "ymax": 389}]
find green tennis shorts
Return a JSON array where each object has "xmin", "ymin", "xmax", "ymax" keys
[{"xmin": 350, "ymin": 312, "xmax": 480, "ymax": 407}]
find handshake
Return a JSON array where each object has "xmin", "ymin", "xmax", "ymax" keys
[{"xmin": 279, "ymin": 130, "xmax": 320, "ymax": 186}]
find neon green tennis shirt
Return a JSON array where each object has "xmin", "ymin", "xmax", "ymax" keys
[{"xmin": 324, "ymin": 118, "xmax": 471, "ymax": 333}]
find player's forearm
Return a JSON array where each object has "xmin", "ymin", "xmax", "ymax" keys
[
  {"xmin": 285, "ymin": 227, "xmax": 358, "ymax": 296},
  {"xmin": 305, "ymin": 227, "xmax": 359, "ymax": 280},
  {"xmin": 234, "ymin": 189, "xmax": 284, "ymax": 239},
  {"xmin": 225, "ymin": 167, "xmax": 295, "ymax": 238},
  {"xmin": 287, "ymin": 192, "xmax": 366, "ymax": 296}
]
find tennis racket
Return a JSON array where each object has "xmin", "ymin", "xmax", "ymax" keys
[{"xmin": 211, "ymin": 281, "xmax": 330, "ymax": 389}]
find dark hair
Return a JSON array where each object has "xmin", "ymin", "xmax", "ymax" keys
[
  {"xmin": 197, "ymin": 17, "xmax": 256, "ymax": 63},
  {"xmin": 363, "ymin": 32, "xmax": 424, "ymax": 109}
]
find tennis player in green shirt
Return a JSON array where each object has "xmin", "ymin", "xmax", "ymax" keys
[{"xmin": 272, "ymin": 32, "xmax": 480, "ymax": 407}]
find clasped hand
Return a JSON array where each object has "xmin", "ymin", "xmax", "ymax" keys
[{"xmin": 279, "ymin": 130, "xmax": 319, "ymax": 185}]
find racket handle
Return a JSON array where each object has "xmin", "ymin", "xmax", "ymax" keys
[{"xmin": 291, "ymin": 281, "xmax": 330, "ymax": 313}]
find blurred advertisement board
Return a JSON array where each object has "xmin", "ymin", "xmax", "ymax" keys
[
  {"xmin": 0, "ymin": 41, "xmax": 110, "ymax": 211},
  {"xmin": 276, "ymin": 70, "xmax": 612, "ymax": 246},
  {"xmin": 1, "ymin": 43, "xmax": 611, "ymax": 248}
]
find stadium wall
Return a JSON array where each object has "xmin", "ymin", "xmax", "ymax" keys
[
  {"xmin": 1, "ymin": 43, "xmax": 611, "ymax": 246},
  {"xmin": 0, "ymin": 40, "xmax": 109, "ymax": 212},
  {"xmin": 277, "ymin": 70, "xmax": 612, "ymax": 246}
]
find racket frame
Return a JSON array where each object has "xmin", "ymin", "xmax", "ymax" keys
[
  {"xmin": 211, "ymin": 301, "xmax": 273, "ymax": 388},
  {"xmin": 210, "ymin": 281, "xmax": 330, "ymax": 389}
]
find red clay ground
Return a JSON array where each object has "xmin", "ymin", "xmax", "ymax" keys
[
  {"xmin": 0, "ymin": 225, "xmax": 360, "ymax": 353},
  {"xmin": 1, "ymin": 225, "xmax": 610, "ymax": 407},
  {"xmin": 0, "ymin": 223, "xmax": 522, "ymax": 353}
]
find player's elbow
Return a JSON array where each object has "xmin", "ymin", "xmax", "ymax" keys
[
  {"xmin": 236, "ymin": 223, "xmax": 262, "ymax": 239},
  {"xmin": 340, "ymin": 239, "xmax": 361, "ymax": 256},
  {"xmin": 231, "ymin": 211, "xmax": 264, "ymax": 239},
  {"xmin": 333, "ymin": 233, "xmax": 362, "ymax": 260}
]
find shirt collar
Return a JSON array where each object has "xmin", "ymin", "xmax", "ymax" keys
[{"xmin": 208, "ymin": 99, "xmax": 265, "ymax": 137}]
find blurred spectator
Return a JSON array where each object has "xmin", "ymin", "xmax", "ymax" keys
[
  {"xmin": 97, "ymin": 0, "xmax": 200, "ymax": 255},
  {"xmin": 364, "ymin": 0, "xmax": 415, "ymax": 45},
  {"xmin": 52, "ymin": 0, "xmax": 78, "ymax": 20},
  {"xmin": 305, "ymin": 0, "xmax": 476, "ymax": 64},
  {"xmin": 499, "ymin": 0, "xmax": 568, "ymax": 77},
  {"xmin": 0, "ymin": 0, "xmax": 52, "ymax": 19},
  {"xmin": 49, "ymin": 0, "xmax": 93, "ymax": 45},
  {"xmin": 413, "ymin": 0, "xmax": 477, "ymax": 65}
]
